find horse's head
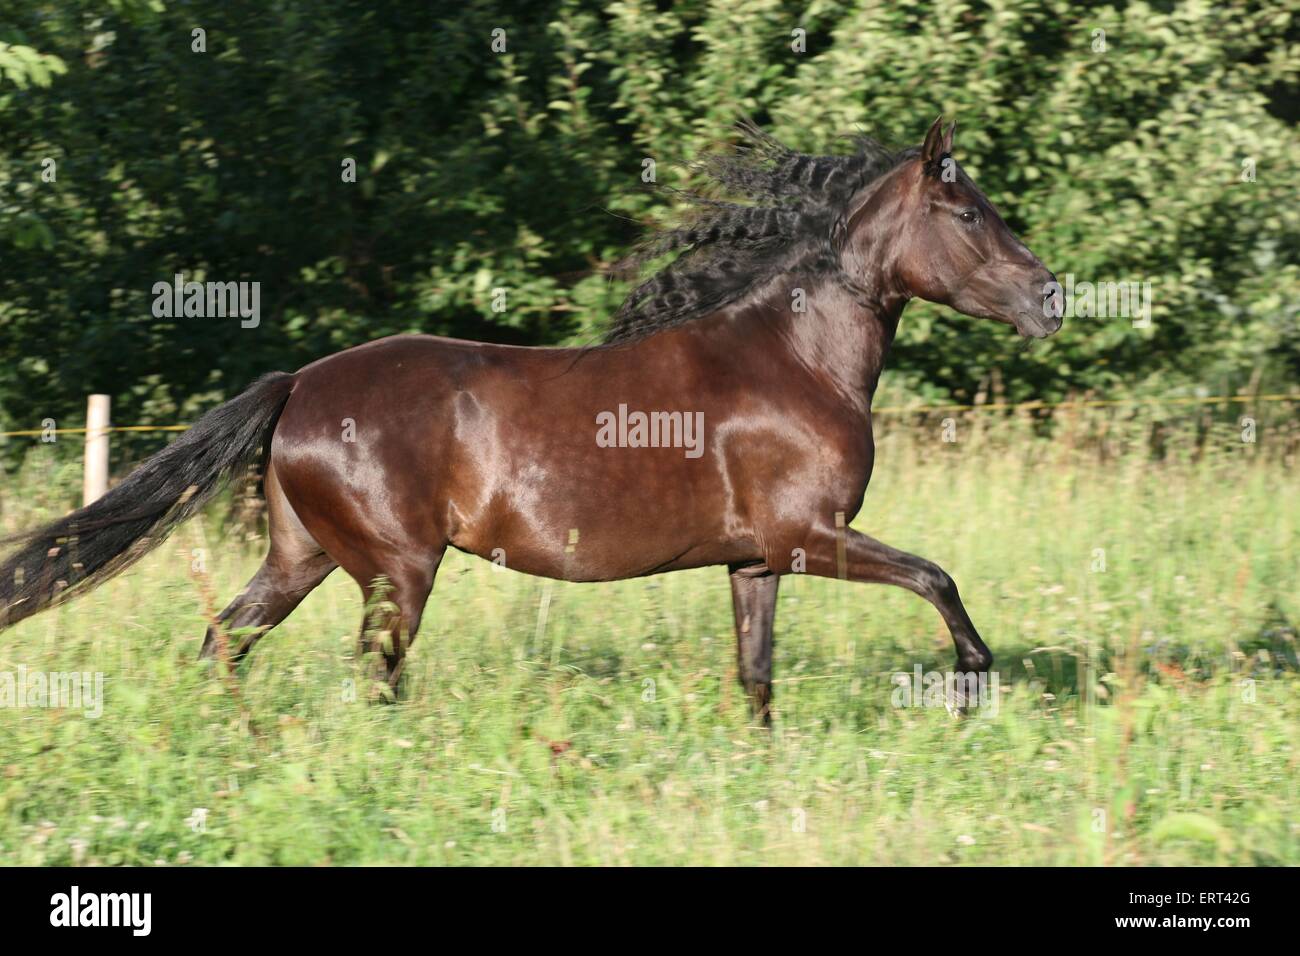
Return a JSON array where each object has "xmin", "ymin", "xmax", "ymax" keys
[{"xmin": 852, "ymin": 117, "xmax": 1063, "ymax": 338}]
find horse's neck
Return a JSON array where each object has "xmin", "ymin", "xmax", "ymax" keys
[{"xmin": 746, "ymin": 276, "xmax": 905, "ymax": 411}]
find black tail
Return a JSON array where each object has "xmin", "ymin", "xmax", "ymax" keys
[{"xmin": 0, "ymin": 372, "xmax": 295, "ymax": 630}]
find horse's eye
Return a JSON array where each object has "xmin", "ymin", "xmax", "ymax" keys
[{"xmin": 958, "ymin": 209, "xmax": 981, "ymax": 224}]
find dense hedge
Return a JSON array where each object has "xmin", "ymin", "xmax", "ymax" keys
[{"xmin": 1, "ymin": 0, "xmax": 1297, "ymax": 442}]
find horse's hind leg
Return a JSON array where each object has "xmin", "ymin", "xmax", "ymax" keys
[
  {"xmin": 198, "ymin": 551, "xmax": 336, "ymax": 664},
  {"xmin": 198, "ymin": 465, "xmax": 337, "ymax": 664},
  {"xmin": 729, "ymin": 563, "xmax": 779, "ymax": 726},
  {"xmin": 353, "ymin": 550, "xmax": 444, "ymax": 694}
]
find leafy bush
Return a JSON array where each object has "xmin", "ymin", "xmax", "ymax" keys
[{"xmin": 1, "ymin": 0, "xmax": 1296, "ymax": 444}]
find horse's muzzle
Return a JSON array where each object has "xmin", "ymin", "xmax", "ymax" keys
[{"xmin": 1016, "ymin": 274, "xmax": 1064, "ymax": 338}]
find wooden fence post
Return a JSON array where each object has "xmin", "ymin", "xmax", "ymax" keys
[{"xmin": 83, "ymin": 394, "xmax": 110, "ymax": 506}]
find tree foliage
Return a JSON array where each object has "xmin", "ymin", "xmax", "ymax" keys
[{"xmin": 1, "ymin": 0, "xmax": 1297, "ymax": 442}]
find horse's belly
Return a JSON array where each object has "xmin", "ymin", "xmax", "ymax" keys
[{"xmin": 444, "ymin": 444, "xmax": 755, "ymax": 582}]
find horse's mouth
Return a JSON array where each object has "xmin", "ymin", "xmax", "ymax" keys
[{"xmin": 1014, "ymin": 312, "xmax": 1063, "ymax": 339}]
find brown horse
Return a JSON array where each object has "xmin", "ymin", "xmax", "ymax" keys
[{"xmin": 0, "ymin": 118, "xmax": 1061, "ymax": 722}]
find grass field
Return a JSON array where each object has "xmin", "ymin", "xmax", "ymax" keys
[{"xmin": 0, "ymin": 412, "xmax": 1296, "ymax": 865}]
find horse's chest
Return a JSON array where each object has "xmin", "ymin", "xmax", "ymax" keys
[
  {"xmin": 736, "ymin": 413, "xmax": 874, "ymax": 518},
  {"xmin": 819, "ymin": 427, "xmax": 875, "ymax": 513}
]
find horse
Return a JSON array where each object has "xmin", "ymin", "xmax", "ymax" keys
[{"xmin": 0, "ymin": 118, "xmax": 1062, "ymax": 722}]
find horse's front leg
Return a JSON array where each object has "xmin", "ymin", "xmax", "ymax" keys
[
  {"xmin": 728, "ymin": 563, "xmax": 779, "ymax": 726},
  {"xmin": 797, "ymin": 522, "xmax": 993, "ymax": 711}
]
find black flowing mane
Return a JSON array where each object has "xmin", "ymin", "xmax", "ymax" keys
[{"xmin": 605, "ymin": 122, "xmax": 915, "ymax": 343}]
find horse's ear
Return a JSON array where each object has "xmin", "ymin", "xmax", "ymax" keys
[
  {"xmin": 921, "ymin": 115, "xmax": 946, "ymax": 164},
  {"xmin": 941, "ymin": 120, "xmax": 956, "ymax": 156}
]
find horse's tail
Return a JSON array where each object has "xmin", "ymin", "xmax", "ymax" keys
[{"xmin": 0, "ymin": 371, "xmax": 296, "ymax": 631}]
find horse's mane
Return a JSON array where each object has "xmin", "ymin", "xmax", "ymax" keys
[{"xmin": 604, "ymin": 122, "xmax": 917, "ymax": 344}]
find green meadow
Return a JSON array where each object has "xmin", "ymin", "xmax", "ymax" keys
[{"xmin": 0, "ymin": 412, "xmax": 1296, "ymax": 865}]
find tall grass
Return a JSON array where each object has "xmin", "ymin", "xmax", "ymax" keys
[{"xmin": 0, "ymin": 409, "xmax": 1295, "ymax": 865}]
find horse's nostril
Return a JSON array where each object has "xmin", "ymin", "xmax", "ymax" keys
[{"xmin": 1042, "ymin": 287, "xmax": 1063, "ymax": 320}]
